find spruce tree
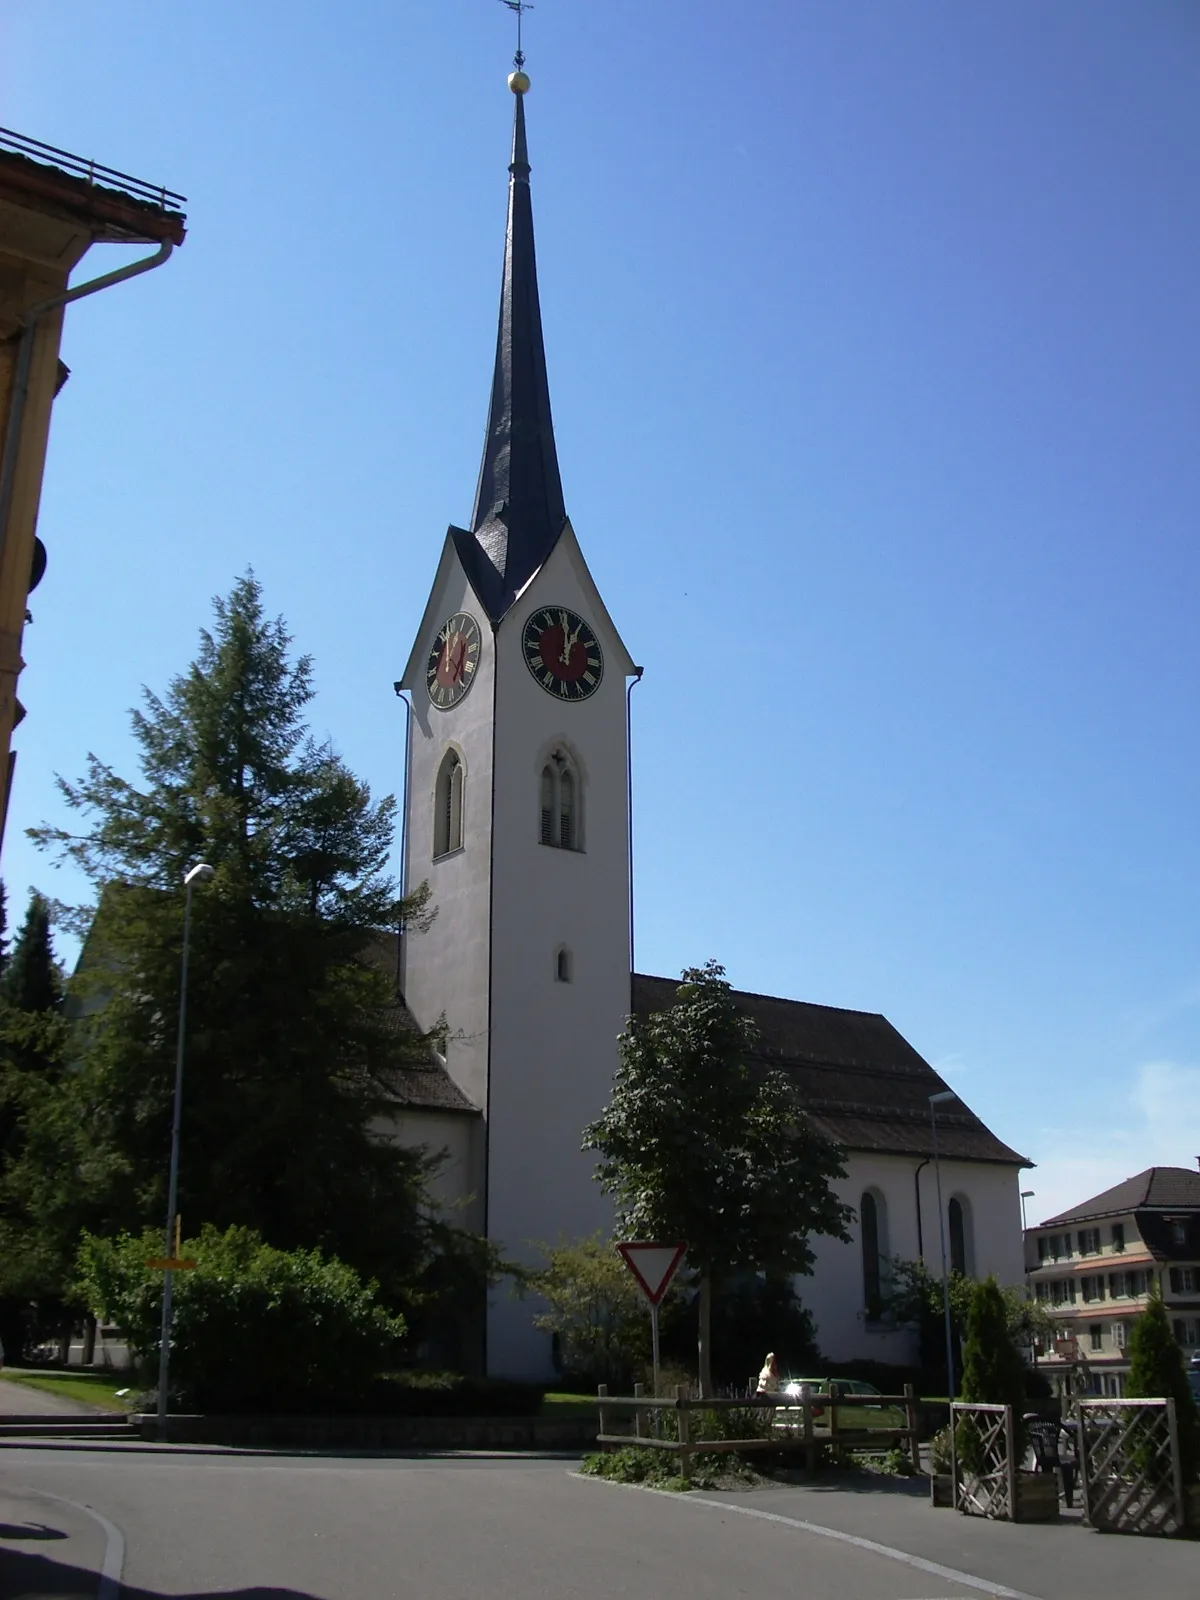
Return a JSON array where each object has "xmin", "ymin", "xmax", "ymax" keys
[
  {"xmin": 960, "ymin": 1275, "xmax": 1028, "ymax": 1415},
  {"xmin": 1127, "ymin": 1292, "xmax": 1200, "ymax": 1482},
  {"xmin": 27, "ymin": 573, "xmax": 471, "ymax": 1315},
  {"xmin": 0, "ymin": 892, "xmax": 63, "ymax": 1014}
]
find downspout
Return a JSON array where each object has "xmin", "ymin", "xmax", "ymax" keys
[
  {"xmin": 391, "ymin": 684, "xmax": 412, "ymax": 994},
  {"xmin": 0, "ymin": 238, "xmax": 175, "ymax": 566},
  {"xmin": 626, "ymin": 666, "xmax": 643, "ymax": 1009},
  {"xmin": 914, "ymin": 1157, "xmax": 930, "ymax": 1262}
]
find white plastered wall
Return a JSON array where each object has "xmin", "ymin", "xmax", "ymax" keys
[
  {"xmin": 486, "ymin": 526, "xmax": 636, "ymax": 1377},
  {"xmin": 798, "ymin": 1152, "xmax": 1025, "ymax": 1364}
]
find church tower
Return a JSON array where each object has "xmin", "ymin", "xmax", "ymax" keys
[{"xmin": 397, "ymin": 72, "xmax": 637, "ymax": 1378}]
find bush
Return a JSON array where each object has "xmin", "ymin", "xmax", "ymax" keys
[
  {"xmin": 525, "ymin": 1235, "xmax": 654, "ymax": 1389},
  {"xmin": 1127, "ymin": 1292, "xmax": 1200, "ymax": 1483},
  {"xmin": 76, "ymin": 1224, "xmax": 406, "ymax": 1413}
]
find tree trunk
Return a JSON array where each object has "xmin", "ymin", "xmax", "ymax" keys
[{"xmin": 698, "ymin": 1273, "xmax": 713, "ymax": 1398}]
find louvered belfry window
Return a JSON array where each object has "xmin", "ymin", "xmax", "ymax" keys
[
  {"xmin": 540, "ymin": 766, "xmax": 555, "ymax": 845},
  {"xmin": 434, "ymin": 750, "xmax": 463, "ymax": 858},
  {"xmin": 539, "ymin": 749, "xmax": 582, "ymax": 851}
]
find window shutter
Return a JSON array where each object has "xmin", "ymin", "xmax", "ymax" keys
[
  {"xmin": 540, "ymin": 767, "xmax": 554, "ymax": 845},
  {"xmin": 559, "ymin": 768, "xmax": 575, "ymax": 850},
  {"xmin": 1171, "ymin": 1268, "xmax": 1182, "ymax": 1294}
]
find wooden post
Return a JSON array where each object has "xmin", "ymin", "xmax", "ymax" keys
[
  {"xmin": 904, "ymin": 1382, "xmax": 920, "ymax": 1474},
  {"xmin": 676, "ymin": 1382, "xmax": 692, "ymax": 1482},
  {"xmin": 829, "ymin": 1380, "xmax": 841, "ymax": 1461},
  {"xmin": 801, "ymin": 1383, "xmax": 815, "ymax": 1475},
  {"xmin": 633, "ymin": 1380, "xmax": 644, "ymax": 1441},
  {"xmin": 1166, "ymin": 1397, "xmax": 1184, "ymax": 1533},
  {"xmin": 1005, "ymin": 1404, "xmax": 1019, "ymax": 1523},
  {"xmin": 597, "ymin": 1383, "xmax": 608, "ymax": 1446}
]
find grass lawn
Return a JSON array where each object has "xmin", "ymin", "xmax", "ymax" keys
[
  {"xmin": 541, "ymin": 1391, "xmax": 599, "ymax": 1418},
  {"xmin": 0, "ymin": 1368, "xmax": 135, "ymax": 1412}
]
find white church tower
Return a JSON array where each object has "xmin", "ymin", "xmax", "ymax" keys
[{"xmin": 397, "ymin": 72, "xmax": 638, "ymax": 1378}]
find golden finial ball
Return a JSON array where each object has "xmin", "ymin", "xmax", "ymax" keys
[{"xmin": 508, "ymin": 70, "xmax": 531, "ymax": 94}]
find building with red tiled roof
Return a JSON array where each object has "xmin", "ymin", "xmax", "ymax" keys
[{"xmin": 1025, "ymin": 1167, "xmax": 1200, "ymax": 1396}]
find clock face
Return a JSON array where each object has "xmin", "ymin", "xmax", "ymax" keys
[
  {"xmin": 522, "ymin": 606, "xmax": 604, "ymax": 701},
  {"xmin": 426, "ymin": 611, "xmax": 482, "ymax": 711}
]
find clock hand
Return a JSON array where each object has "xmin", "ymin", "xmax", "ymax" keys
[{"xmin": 559, "ymin": 612, "xmax": 572, "ymax": 666}]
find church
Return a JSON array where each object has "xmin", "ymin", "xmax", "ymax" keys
[{"xmin": 391, "ymin": 71, "xmax": 1030, "ymax": 1380}]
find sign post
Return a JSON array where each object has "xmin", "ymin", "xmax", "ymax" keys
[{"xmin": 616, "ymin": 1242, "xmax": 687, "ymax": 1399}]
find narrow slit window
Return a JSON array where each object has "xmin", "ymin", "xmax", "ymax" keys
[{"xmin": 555, "ymin": 947, "xmax": 572, "ymax": 983}]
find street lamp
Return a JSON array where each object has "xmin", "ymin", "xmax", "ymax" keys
[
  {"xmin": 929, "ymin": 1089, "xmax": 958, "ymax": 1401},
  {"xmin": 1020, "ymin": 1189, "xmax": 1035, "ymax": 1233},
  {"xmin": 156, "ymin": 861, "xmax": 214, "ymax": 1436}
]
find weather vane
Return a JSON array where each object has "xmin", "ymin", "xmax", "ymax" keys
[{"xmin": 499, "ymin": 0, "xmax": 533, "ymax": 71}]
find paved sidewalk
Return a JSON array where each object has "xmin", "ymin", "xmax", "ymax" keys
[
  {"xmin": 0, "ymin": 1373, "xmax": 102, "ymax": 1416},
  {"xmin": 691, "ymin": 1473, "xmax": 1197, "ymax": 1600}
]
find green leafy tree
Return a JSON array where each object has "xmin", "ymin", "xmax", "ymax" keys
[
  {"xmin": 1127, "ymin": 1291, "xmax": 1200, "ymax": 1483},
  {"xmin": 583, "ymin": 962, "xmax": 853, "ymax": 1395},
  {"xmin": 526, "ymin": 1234, "xmax": 653, "ymax": 1389},
  {"xmin": 886, "ymin": 1258, "xmax": 1052, "ymax": 1391},
  {"xmin": 28, "ymin": 573, "xmax": 494, "ymax": 1333},
  {"xmin": 76, "ymin": 1224, "xmax": 406, "ymax": 1411}
]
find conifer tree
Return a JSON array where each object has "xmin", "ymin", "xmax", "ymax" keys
[
  {"xmin": 959, "ymin": 1275, "xmax": 1028, "ymax": 1416},
  {"xmin": 26, "ymin": 573, "xmax": 480, "ymax": 1319},
  {"xmin": 0, "ymin": 892, "xmax": 62, "ymax": 1014},
  {"xmin": 1127, "ymin": 1291, "xmax": 1200, "ymax": 1482}
]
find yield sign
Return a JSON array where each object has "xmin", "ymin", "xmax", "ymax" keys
[{"xmin": 616, "ymin": 1242, "xmax": 687, "ymax": 1306}]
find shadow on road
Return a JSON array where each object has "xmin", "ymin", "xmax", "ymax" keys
[
  {"xmin": 0, "ymin": 1546, "xmax": 325, "ymax": 1600},
  {"xmin": 769, "ymin": 1471, "xmax": 931, "ymax": 1498}
]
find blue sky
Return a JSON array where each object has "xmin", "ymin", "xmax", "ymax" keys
[{"xmin": 5, "ymin": 2, "xmax": 1200, "ymax": 1225}]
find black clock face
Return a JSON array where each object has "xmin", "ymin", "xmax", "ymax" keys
[
  {"xmin": 426, "ymin": 611, "xmax": 482, "ymax": 710},
  {"xmin": 522, "ymin": 606, "xmax": 604, "ymax": 701}
]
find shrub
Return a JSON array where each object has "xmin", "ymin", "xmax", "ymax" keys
[
  {"xmin": 76, "ymin": 1224, "xmax": 405, "ymax": 1412},
  {"xmin": 957, "ymin": 1276, "xmax": 1029, "ymax": 1473},
  {"xmin": 1127, "ymin": 1292, "xmax": 1200, "ymax": 1483},
  {"xmin": 525, "ymin": 1234, "xmax": 654, "ymax": 1389}
]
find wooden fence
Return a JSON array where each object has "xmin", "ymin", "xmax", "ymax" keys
[{"xmin": 595, "ymin": 1382, "xmax": 922, "ymax": 1481}]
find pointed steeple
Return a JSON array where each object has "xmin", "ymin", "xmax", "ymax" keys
[{"xmin": 453, "ymin": 77, "xmax": 567, "ymax": 623}]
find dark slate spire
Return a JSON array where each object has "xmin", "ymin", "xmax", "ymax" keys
[{"xmin": 453, "ymin": 80, "xmax": 567, "ymax": 623}]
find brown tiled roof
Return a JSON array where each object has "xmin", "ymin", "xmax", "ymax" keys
[
  {"xmin": 359, "ymin": 934, "xmax": 477, "ymax": 1116},
  {"xmin": 1043, "ymin": 1167, "xmax": 1200, "ymax": 1225},
  {"xmin": 632, "ymin": 974, "xmax": 1029, "ymax": 1167}
]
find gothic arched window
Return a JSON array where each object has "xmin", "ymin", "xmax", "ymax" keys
[
  {"xmin": 434, "ymin": 748, "xmax": 464, "ymax": 858},
  {"xmin": 861, "ymin": 1188, "xmax": 890, "ymax": 1321},
  {"xmin": 538, "ymin": 747, "xmax": 583, "ymax": 851},
  {"xmin": 949, "ymin": 1196, "xmax": 973, "ymax": 1277}
]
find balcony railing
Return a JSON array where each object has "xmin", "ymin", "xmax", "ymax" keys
[{"xmin": 0, "ymin": 126, "xmax": 185, "ymax": 214}]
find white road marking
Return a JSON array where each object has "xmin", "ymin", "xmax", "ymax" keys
[
  {"xmin": 21, "ymin": 1486, "xmax": 125, "ymax": 1600},
  {"xmin": 574, "ymin": 1474, "xmax": 1043, "ymax": 1600}
]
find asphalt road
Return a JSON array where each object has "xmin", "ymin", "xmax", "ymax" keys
[{"xmin": 0, "ymin": 1447, "xmax": 1195, "ymax": 1600}]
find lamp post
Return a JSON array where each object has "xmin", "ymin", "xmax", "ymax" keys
[
  {"xmin": 156, "ymin": 861, "xmax": 214, "ymax": 1436},
  {"xmin": 929, "ymin": 1089, "xmax": 958, "ymax": 1400},
  {"xmin": 1020, "ymin": 1189, "xmax": 1035, "ymax": 1234}
]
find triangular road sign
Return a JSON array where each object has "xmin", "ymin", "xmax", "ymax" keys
[{"xmin": 616, "ymin": 1242, "xmax": 687, "ymax": 1306}]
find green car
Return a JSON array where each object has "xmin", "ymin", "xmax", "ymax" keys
[{"xmin": 776, "ymin": 1377, "xmax": 908, "ymax": 1433}]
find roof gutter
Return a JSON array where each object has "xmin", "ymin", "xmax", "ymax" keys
[{"xmin": 0, "ymin": 237, "xmax": 174, "ymax": 573}]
